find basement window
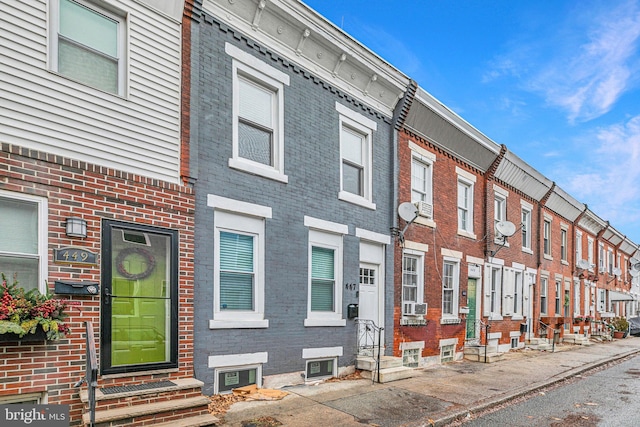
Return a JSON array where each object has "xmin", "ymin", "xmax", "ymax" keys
[
  {"xmin": 0, "ymin": 393, "xmax": 44, "ymax": 404},
  {"xmin": 305, "ymin": 358, "xmax": 336, "ymax": 380},
  {"xmin": 402, "ymin": 348, "xmax": 420, "ymax": 368},
  {"xmin": 216, "ymin": 366, "xmax": 259, "ymax": 393},
  {"xmin": 511, "ymin": 337, "xmax": 519, "ymax": 349},
  {"xmin": 440, "ymin": 345, "xmax": 454, "ymax": 363}
]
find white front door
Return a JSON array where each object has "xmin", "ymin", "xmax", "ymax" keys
[{"xmin": 358, "ymin": 262, "xmax": 380, "ymax": 324}]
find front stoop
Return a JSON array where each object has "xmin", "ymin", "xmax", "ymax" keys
[
  {"xmin": 463, "ymin": 346, "xmax": 504, "ymax": 363},
  {"xmin": 563, "ymin": 333, "xmax": 593, "ymax": 346},
  {"xmin": 80, "ymin": 378, "xmax": 218, "ymax": 427},
  {"xmin": 525, "ymin": 338, "xmax": 553, "ymax": 351},
  {"xmin": 356, "ymin": 355, "xmax": 416, "ymax": 383}
]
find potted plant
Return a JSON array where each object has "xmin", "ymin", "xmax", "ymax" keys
[
  {"xmin": 574, "ymin": 316, "xmax": 584, "ymax": 323},
  {"xmin": 610, "ymin": 317, "xmax": 629, "ymax": 339},
  {"xmin": 0, "ymin": 273, "xmax": 77, "ymax": 341}
]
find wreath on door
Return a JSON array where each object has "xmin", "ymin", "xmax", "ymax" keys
[{"xmin": 116, "ymin": 247, "xmax": 156, "ymax": 280}]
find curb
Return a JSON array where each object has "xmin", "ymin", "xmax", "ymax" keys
[{"xmin": 431, "ymin": 348, "xmax": 640, "ymax": 426}]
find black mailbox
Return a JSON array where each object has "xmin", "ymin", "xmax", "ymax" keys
[
  {"xmin": 54, "ymin": 281, "xmax": 100, "ymax": 296},
  {"xmin": 347, "ymin": 304, "xmax": 359, "ymax": 319}
]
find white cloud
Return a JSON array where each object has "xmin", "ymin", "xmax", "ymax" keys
[
  {"xmin": 562, "ymin": 115, "xmax": 640, "ymax": 235},
  {"xmin": 484, "ymin": 0, "xmax": 640, "ymax": 123}
]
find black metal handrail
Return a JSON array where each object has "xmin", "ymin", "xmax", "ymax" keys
[
  {"xmin": 538, "ymin": 319, "xmax": 557, "ymax": 352},
  {"xmin": 355, "ymin": 319, "xmax": 383, "ymax": 384},
  {"xmin": 75, "ymin": 321, "xmax": 98, "ymax": 427}
]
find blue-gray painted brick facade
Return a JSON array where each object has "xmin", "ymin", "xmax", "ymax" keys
[{"xmin": 191, "ymin": 14, "xmax": 397, "ymax": 395}]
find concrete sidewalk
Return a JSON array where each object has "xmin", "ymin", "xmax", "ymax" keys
[{"xmin": 219, "ymin": 337, "xmax": 640, "ymax": 427}]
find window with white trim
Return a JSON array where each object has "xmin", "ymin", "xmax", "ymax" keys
[
  {"xmin": 608, "ymin": 248, "xmax": 614, "ymax": 274},
  {"xmin": 587, "ymin": 238, "xmax": 594, "ymax": 268},
  {"xmin": 442, "ymin": 258, "xmax": 459, "ymax": 318},
  {"xmin": 402, "ymin": 250, "xmax": 424, "ymax": 317},
  {"xmin": 0, "ymin": 192, "xmax": 48, "ymax": 293},
  {"xmin": 543, "ymin": 219, "xmax": 551, "ymax": 256},
  {"xmin": 336, "ymin": 103, "xmax": 376, "ymax": 209},
  {"xmin": 540, "ymin": 277, "xmax": 548, "ymax": 315},
  {"xmin": 227, "ymin": 43, "xmax": 289, "ymax": 183},
  {"xmin": 440, "ymin": 344, "xmax": 455, "ymax": 363},
  {"xmin": 213, "ymin": 212, "xmax": 266, "ymax": 327},
  {"xmin": 457, "ymin": 179, "xmax": 473, "ymax": 234},
  {"xmin": 597, "ymin": 288, "xmax": 606, "ymax": 312},
  {"xmin": 598, "ymin": 243, "xmax": 605, "ymax": 271},
  {"xmin": 412, "ymin": 157, "xmax": 432, "ymax": 206},
  {"xmin": 494, "ymin": 194, "xmax": 506, "ymax": 241},
  {"xmin": 306, "ymin": 358, "xmax": 336, "ymax": 380},
  {"xmin": 521, "ymin": 207, "xmax": 531, "ymax": 251},
  {"xmin": 555, "ymin": 280, "xmax": 561, "ymax": 315},
  {"xmin": 50, "ymin": 0, "xmax": 126, "ymax": 95},
  {"xmin": 576, "ymin": 231, "xmax": 583, "ymax": 262},
  {"xmin": 560, "ymin": 228, "xmax": 567, "ymax": 262},
  {"xmin": 304, "ymin": 218, "xmax": 347, "ymax": 326},
  {"xmin": 483, "ymin": 264, "xmax": 502, "ymax": 318},
  {"xmin": 217, "ymin": 366, "xmax": 259, "ymax": 393}
]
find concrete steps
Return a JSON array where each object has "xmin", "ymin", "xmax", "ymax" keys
[
  {"xmin": 563, "ymin": 333, "xmax": 593, "ymax": 346},
  {"xmin": 525, "ymin": 338, "xmax": 553, "ymax": 351},
  {"xmin": 356, "ymin": 355, "xmax": 416, "ymax": 383},
  {"xmin": 463, "ymin": 346, "xmax": 504, "ymax": 363},
  {"xmin": 80, "ymin": 378, "xmax": 218, "ymax": 427}
]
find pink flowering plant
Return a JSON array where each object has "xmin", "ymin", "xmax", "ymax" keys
[{"xmin": 0, "ymin": 272, "xmax": 77, "ymax": 340}]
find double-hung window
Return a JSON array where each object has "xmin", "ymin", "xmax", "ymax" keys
[
  {"xmin": 555, "ymin": 280, "xmax": 561, "ymax": 315},
  {"xmin": 540, "ymin": 277, "xmax": 548, "ymax": 315},
  {"xmin": 483, "ymin": 264, "xmax": 502, "ymax": 318},
  {"xmin": 209, "ymin": 195, "xmax": 271, "ymax": 329},
  {"xmin": 543, "ymin": 219, "xmax": 551, "ymax": 257},
  {"xmin": 227, "ymin": 43, "xmax": 289, "ymax": 183},
  {"xmin": 51, "ymin": 0, "xmax": 126, "ymax": 95},
  {"xmin": 304, "ymin": 216, "xmax": 347, "ymax": 327},
  {"xmin": 576, "ymin": 231, "xmax": 583, "ymax": 262},
  {"xmin": 598, "ymin": 243, "xmax": 605, "ymax": 271},
  {"xmin": 560, "ymin": 228, "xmax": 568, "ymax": 262},
  {"xmin": 608, "ymin": 249, "xmax": 614, "ymax": 274},
  {"xmin": 493, "ymin": 187, "xmax": 508, "ymax": 243},
  {"xmin": 0, "ymin": 192, "xmax": 47, "ymax": 293},
  {"xmin": 402, "ymin": 249, "xmax": 425, "ymax": 320},
  {"xmin": 336, "ymin": 103, "xmax": 376, "ymax": 209},
  {"xmin": 456, "ymin": 168, "xmax": 475, "ymax": 237},
  {"xmin": 441, "ymin": 259, "xmax": 459, "ymax": 318},
  {"xmin": 587, "ymin": 238, "xmax": 594, "ymax": 269},
  {"xmin": 521, "ymin": 204, "xmax": 532, "ymax": 251}
]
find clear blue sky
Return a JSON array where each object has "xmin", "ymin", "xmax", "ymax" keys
[{"xmin": 303, "ymin": 0, "xmax": 640, "ymax": 244}]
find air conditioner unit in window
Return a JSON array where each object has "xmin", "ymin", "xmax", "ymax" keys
[
  {"xmin": 415, "ymin": 201, "xmax": 432, "ymax": 218},
  {"xmin": 403, "ymin": 302, "xmax": 427, "ymax": 316}
]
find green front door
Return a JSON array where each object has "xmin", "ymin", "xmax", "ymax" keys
[
  {"xmin": 101, "ymin": 221, "xmax": 178, "ymax": 375},
  {"xmin": 466, "ymin": 278, "xmax": 477, "ymax": 339}
]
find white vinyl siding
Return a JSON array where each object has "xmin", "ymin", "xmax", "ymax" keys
[
  {"xmin": 0, "ymin": 191, "xmax": 48, "ymax": 293},
  {"xmin": 1, "ymin": 0, "xmax": 181, "ymax": 183}
]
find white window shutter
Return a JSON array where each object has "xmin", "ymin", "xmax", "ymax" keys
[
  {"xmin": 483, "ymin": 266, "xmax": 492, "ymax": 317},
  {"xmin": 502, "ymin": 268, "xmax": 514, "ymax": 316}
]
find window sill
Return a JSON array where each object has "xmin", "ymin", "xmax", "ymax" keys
[
  {"xmin": 400, "ymin": 317, "xmax": 427, "ymax": 326},
  {"xmin": 561, "ymin": 260, "xmax": 569, "ymax": 266},
  {"xmin": 488, "ymin": 314, "xmax": 503, "ymax": 321},
  {"xmin": 414, "ymin": 216, "xmax": 436, "ymax": 228},
  {"xmin": 338, "ymin": 191, "xmax": 376, "ymax": 210},
  {"xmin": 304, "ymin": 318, "xmax": 346, "ymax": 327},
  {"xmin": 440, "ymin": 317, "xmax": 461, "ymax": 325},
  {"xmin": 457, "ymin": 229, "xmax": 476, "ymax": 239},
  {"xmin": 511, "ymin": 315, "xmax": 524, "ymax": 321},
  {"xmin": 209, "ymin": 319, "xmax": 269, "ymax": 329},
  {"xmin": 521, "ymin": 247, "xmax": 533, "ymax": 255},
  {"xmin": 229, "ymin": 158, "xmax": 288, "ymax": 183},
  {"xmin": 543, "ymin": 254, "xmax": 553, "ymax": 261}
]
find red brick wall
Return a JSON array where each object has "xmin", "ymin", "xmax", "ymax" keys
[
  {"xmin": 394, "ymin": 131, "xmax": 486, "ymax": 358},
  {"xmin": 0, "ymin": 143, "xmax": 194, "ymax": 424}
]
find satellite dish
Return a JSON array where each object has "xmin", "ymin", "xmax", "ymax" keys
[
  {"xmin": 631, "ymin": 269, "xmax": 640, "ymax": 278},
  {"xmin": 576, "ymin": 259, "xmax": 590, "ymax": 270},
  {"xmin": 631, "ymin": 257, "xmax": 640, "ymax": 265},
  {"xmin": 613, "ymin": 267, "xmax": 622, "ymax": 276},
  {"xmin": 495, "ymin": 221, "xmax": 517, "ymax": 237},
  {"xmin": 632, "ymin": 262, "xmax": 640, "ymax": 272},
  {"xmin": 398, "ymin": 202, "xmax": 419, "ymax": 222}
]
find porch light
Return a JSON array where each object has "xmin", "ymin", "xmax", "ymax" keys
[{"xmin": 66, "ymin": 217, "xmax": 87, "ymax": 238}]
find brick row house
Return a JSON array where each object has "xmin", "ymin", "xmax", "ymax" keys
[
  {"xmin": 1, "ymin": 0, "xmax": 216, "ymax": 425},
  {"xmin": 2, "ymin": 0, "xmax": 640, "ymax": 424},
  {"xmin": 187, "ymin": 0, "xmax": 411, "ymax": 393},
  {"xmin": 393, "ymin": 86, "xmax": 640, "ymax": 366}
]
